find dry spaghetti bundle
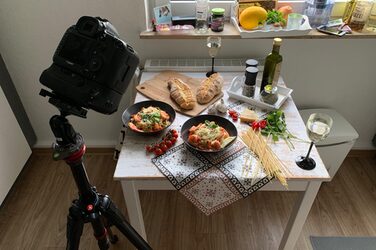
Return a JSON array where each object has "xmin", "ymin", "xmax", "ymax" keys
[{"xmin": 240, "ymin": 128, "xmax": 290, "ymax": 187}]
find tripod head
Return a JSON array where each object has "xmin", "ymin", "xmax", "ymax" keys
[
  {"xmin": 40, "ymin": 89, "xmax": 85, "ymax": 161},
  {"xmin": 40, "ymin": 89, "xmax": 87, "ymax": 118}
]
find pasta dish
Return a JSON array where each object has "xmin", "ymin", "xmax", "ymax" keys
[
  {"xmin": 129, "ymin": 106, "xmax": 170, "ymax": 132},
  {"xmin": 188, "ymin": 120, "xmax": 234, "ymax": 150}
]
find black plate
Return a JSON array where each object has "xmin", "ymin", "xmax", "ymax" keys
[
  {"xmin": 181, "ymin": 115, "xmax": 238, "ymax": 153},
  {"xmin": 122, "ymin": 100, "xmax": 176, "ymax": 135}
]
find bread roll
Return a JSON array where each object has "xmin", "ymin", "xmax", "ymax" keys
[
  {"xmin": 196, "ymin": 73, "xmax": 223, "ymax": 104},
  {"xmin": 167, "ymin": 78, "xmax": 195, "ymax": 110}
]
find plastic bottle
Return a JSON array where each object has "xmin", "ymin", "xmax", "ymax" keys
[
  {"xmin": 195, "ymin": 0, "xmax": 209, "ymax": 33},
  {"xmin": 304, "ymin": 0, "xmax": 335, "ymax": 27}
]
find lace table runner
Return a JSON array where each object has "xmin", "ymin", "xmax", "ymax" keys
[{"xmin": 152, "ymin": 140, "xmax": 271, "ymax": 215}]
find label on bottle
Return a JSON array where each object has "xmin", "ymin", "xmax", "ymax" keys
[{"xmin": 272, "ymin": 62, "xmax": 282, "ymax": 87}]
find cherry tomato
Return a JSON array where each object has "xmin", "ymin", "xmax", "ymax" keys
[
  {"xmin": 145, "ymin": 145, "xmax": 154, "ymax": 153},
  {"xmin": 160, "ymin": 144, "xmax": 168, "ymax": 152},
  {"xmin": 171, "ymin": 129, "xmax": 177, "ymax": 134},
  {"xmin": 172, "ymin": 131, "xmax": 179, "ymax": 139},
  {"xmin": 251, "ymin": 121, "xmax": 260, "ymax": 130},
  {"xmin": 228, "ymin": 109, "xmax": 236, "ymax": 116},
  {"xmin": 154, "ymin": 147, "xmax": 163, "ymax": 156},
  {"xmin": 171, "ymin": 138, "xmax": 177, "ymax": 144},
  {"xmin": 259, "ymin": 120, "xmax": 267, "ymax": 129},
  {"xmin": 165, "ymin": 140, "xmax": 173, "ymax": 148},
  {"xmin": 232, "ymin": 116, "xmax": 238, "ymax": 122}
]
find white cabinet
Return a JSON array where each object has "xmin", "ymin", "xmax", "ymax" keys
[{"xmin": 0, "ymin": 86, "xmax": 31, "ymax": 204}]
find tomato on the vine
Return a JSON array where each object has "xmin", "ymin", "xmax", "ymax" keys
[
  {"xmin": 165, "ymin": 140, "xmax": 173, "ymax": 148},
  {"xmin": 172, "ymin": 131, "xmax": 178, "ymax": 138},
  {"xmin": 145, "ymin": 145, "xmax": 154, "ymax": 152},
  {"xmin": 228, "ymin": 109, "xmax": 236, "ymax": 116},
  {"xmin": 145, "ymin": 129, "xmax": 179, "ymax": 156},
  {"xmin": 154, "ymin": 147, "xmax": 163, "ymax": 156},
  {"xmin": 251, "ymin": 121, "xmax": 260, "ymax": 130},
  {"xmin": 258, "ymin": 120, "xmax": 267, "ymax": 129},
  {"xmin": 160, "ymin": 144, "xmax": 168, "ymax": 152}
]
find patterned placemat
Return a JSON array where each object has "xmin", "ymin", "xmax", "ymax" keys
[{"xmin": 152, "ymin": 140, "xmax": 271, "ymax": 215}]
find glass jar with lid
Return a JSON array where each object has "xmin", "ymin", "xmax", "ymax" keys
[
  {"xmin": 211, "ymin": 8, "xmax": 225, "ymax": 32},
  {"xmin": 260, "ymin": 85, "xmax": 279, "ymax": 105}
]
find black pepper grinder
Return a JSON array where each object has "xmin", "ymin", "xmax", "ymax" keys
[
  {"xmin": 245, "ymin": 59, "xmax": 259, "ymax": 69},
  {"xmin": 242, "ymin": 67, "xmax": 258, "ymax": 98}
]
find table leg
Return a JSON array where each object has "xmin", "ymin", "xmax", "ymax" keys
[
  {"xmin": 279, "ymin": 181, "xmax": 322, "ymax": 250},
  {"xmin": 121, "ymin": 180, "xmax": 147, "ymax": 241}
]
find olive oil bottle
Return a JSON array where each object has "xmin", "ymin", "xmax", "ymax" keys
[{"xmin": 260, "ymin": 38, "xmax": 283, "ymax": 93}]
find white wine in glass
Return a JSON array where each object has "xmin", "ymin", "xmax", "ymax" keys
[
  {"xmin": 296, "ymin": 113, "xmax": 333, "ymax": 170},
  {"xmin": 206, "ymin": 36, "xmax": 221, "ymax": 77},
  {"xmin": 307, "ymin": 119, "xmax": 331, "ymax": 142}
]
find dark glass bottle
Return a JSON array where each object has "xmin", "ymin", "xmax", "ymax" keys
[{"xmin": 260, "ymin": 38, "xmax": 283, "ymax": 92}]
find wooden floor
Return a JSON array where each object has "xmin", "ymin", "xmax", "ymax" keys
[{"xmin": 0, "ymin": 150, "xmax": 375, "ymax": 250}]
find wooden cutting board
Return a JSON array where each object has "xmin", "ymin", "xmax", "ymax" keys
[{"xmin": 136, "ymin": 71, "xmax": 224, "ymax": 117}]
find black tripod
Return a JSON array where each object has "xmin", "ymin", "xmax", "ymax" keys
[{"xmin": 43, "ymin": 90, "xmax": 152, "ymax": 250}]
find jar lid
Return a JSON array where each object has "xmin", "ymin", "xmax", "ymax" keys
[
  {"xmin": 265, "ymin": 84, "xmax": 277, "ymax": 93},
  {"xmin": 246, "ymin": 66, "xmax": 258, "ymax": 74},
  {"xmin": 212, "ymin": 8, "xmax": 225, "ymax": 15}
]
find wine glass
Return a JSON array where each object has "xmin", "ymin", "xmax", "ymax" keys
[
  {"xmin": 206, "ymin": 36, "xmax": 221, "ymax": 77},
  {"xmin": 296, "ymin": 113, "xmax": 333, "ymax": 170}
]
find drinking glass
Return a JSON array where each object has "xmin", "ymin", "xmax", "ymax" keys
[
  {"xmin": 296, "ymin": 113, "xmax": 333, "ymax": 170},
  {"xmin": 206, "ymin": 36, "xmax": 221, "ymax": 77},
  {"xmin": 287, "ymin": 13, "xmax": 303, "ymax": 30}
]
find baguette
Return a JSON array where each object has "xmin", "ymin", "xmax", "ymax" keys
[
  {"xmin": 196, "ymin": 73, "xmax": 223, "ymax": 104},
  {"xmin": 167, "ymin": 78, "xmax": 195, "ymax": 110}
]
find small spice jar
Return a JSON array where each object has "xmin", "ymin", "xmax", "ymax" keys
[
  {"xmin": 211, "ymin": 8, "xmax": 225, "ymax": 32},
  {"xmin": 245, "ymin": 59, "xmax": 259, "ymax": 69},
  {"xmin": 260, "ymin": 84, "xmax": 279, "ymax": 105},
  {"xmin": 242, "ymin": 67, "xmax": 258, "ymax": 98}
]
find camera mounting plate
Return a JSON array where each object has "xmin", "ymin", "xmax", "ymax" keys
[{"xmin": 40, "ymin": 89, "xmax": 88, "ymax": 118}]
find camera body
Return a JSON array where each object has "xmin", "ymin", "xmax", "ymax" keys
[{"xmin": 40, "ymin": 16, "xmax": 139, "ymax": 114}]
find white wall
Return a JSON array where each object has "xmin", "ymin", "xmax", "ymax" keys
[{"xmin": 0, "ymin": 0, "xmax": 375, "ymax": 149}]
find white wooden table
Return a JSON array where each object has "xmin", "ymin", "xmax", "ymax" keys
[{"xmin": 114, "ymin": 72, "xmax": 330, "ymax": 250}]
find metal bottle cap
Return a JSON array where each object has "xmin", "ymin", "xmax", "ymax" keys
[{"xmin": 273, "ymin": 38, "xmax": 282, "ymax": 46}]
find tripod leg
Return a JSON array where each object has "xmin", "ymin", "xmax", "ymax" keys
[
  {"xmin": 66, "ymin": 203, "xmax": 84, "ymax": 250},
  {"xmin": 102, "ymin": 217, "xmax": 119, "ymax": 244},
  {"xmin": 106, "ymin": 225, "xmax": 119, "ymax": 244},
  {"xmin": 99, "ymin": 195, "xmax": 152, "ymax": 250},
  {"xmin": 89, "ymin": 212, "xmax": 110, "ymax": 250}
]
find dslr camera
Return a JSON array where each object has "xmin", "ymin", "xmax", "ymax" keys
[{"xmin": 40, "ymin": 16, "xmax": 139, "ymax": 115}]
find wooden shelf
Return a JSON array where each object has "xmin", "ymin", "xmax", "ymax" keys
[
  {"xmin": 140, "ymin": 23, "xmax": 240, "ymax": 39},
  {"xmin": 140, "ymin": 23, "xmax": 376, "ymax": 39}
]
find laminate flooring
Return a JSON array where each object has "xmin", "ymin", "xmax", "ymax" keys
[{"xmin": 0, "ymin": 150, "xmax": 375, "ymax": 250}]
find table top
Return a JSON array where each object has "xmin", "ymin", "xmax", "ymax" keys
[{"xmin": 114, "ymin": 72, "xmax": 330, "ymax": 181}]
